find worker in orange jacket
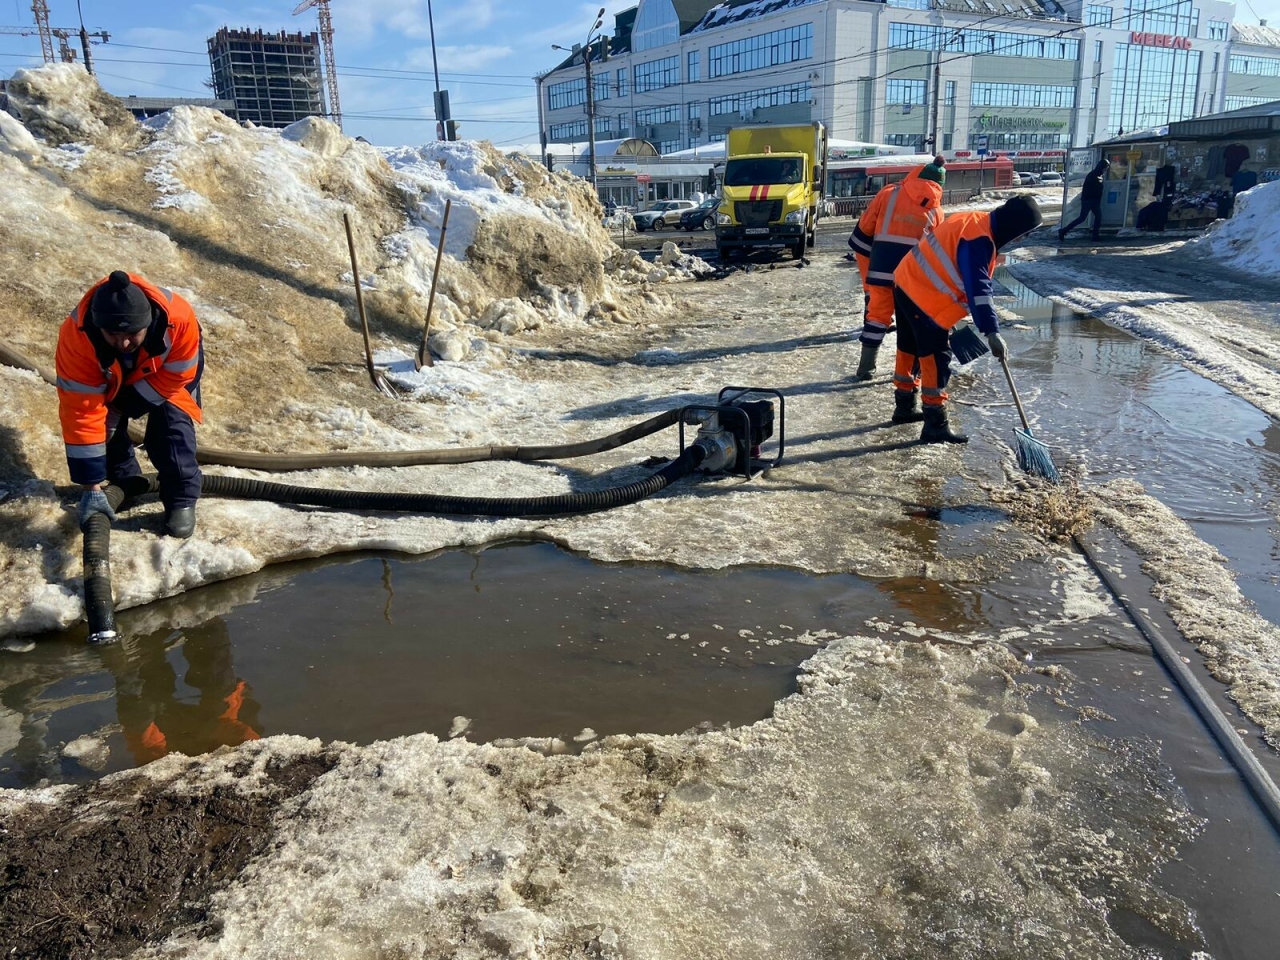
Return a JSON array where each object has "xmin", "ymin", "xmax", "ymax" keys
[
  {"xmin": 847, "ymin": 162, "xmax": 945, "ymax": 424},
  {"xmin": 56, "ymin": 271, "xmax": 205, "ymax": 538},
  {"xmin": 893, "ymin": 195, "xmax": 1043, "ymax": 443}
]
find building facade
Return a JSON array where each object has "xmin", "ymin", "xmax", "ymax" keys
[
  {"xmin": 207, "ymin": 27, "xmax": 326, "ymax": 129},
  {"xmin": 536, "ymin": 0, "xmax": 1280, "ymax": 166}
]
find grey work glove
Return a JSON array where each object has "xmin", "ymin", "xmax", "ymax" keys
[
  {"xmin": 77, "ymin": 488, "xmax": 116, "ymax": 531},
  {"xmin": 987, "ymin": 332, "xmax": 1009, "ymax": 361}
]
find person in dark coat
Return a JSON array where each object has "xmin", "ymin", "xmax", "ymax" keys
[{"xmin": 1058, "ymin": 158, "xmax": 1110, "ymax": 242}]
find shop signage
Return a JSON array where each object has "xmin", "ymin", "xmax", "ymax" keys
[
  {"xmin": 636, "ymin": 173, "xmax": 651, "ymax": 183},
  {"xmin": 1130, "ymin": 32, "xmax": 1192, "ymax": 49},
  {"xmin": 976, "ymin": 114, "xmax": 1068, "ymax": 131}
]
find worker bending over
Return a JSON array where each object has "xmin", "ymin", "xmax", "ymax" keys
[
  {"xmin": 847, "ymin": 160, "xmax": 945, "ymax": 427},
  {"xmin": 56, "ymin": 271, "xmax": 205, "ymax": 538},
  {"xmin": 892, "ymin": 195, "xmax": 1043, "ymax": 444}
]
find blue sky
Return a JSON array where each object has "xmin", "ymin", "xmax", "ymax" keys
[
  {"xmin": 3, "ymin": 0, "xmax": 1280, "ymax": 148},
  {"xmin": 0, "ymin": 0, "xmax": 637, "ymax": 146}
]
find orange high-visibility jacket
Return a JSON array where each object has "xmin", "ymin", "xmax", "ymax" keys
[
  {"xmin": 893, "ymin": 211, "xmax": 998, "ymax": 331},
  {"xmin": 55, "ymin": 274, "xmax": 203, "ymax": 485},
  {"xmin": 849, "ymin": 167, "xmax": 944, "ymax": 287}
]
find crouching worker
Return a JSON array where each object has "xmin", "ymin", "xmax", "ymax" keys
[
  {"xmin": 892, "ymin": 195, "xmax": 1043, "ymax": 444},
  {"xmin": 56, "ymin": 271, "xmax": 205, "ymax": 538},
  {"xmin": 848, "ymin": 162, "xmax": 945, "ymax": 408}
]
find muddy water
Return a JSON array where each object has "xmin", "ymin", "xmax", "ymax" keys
[{"xmin": 987, "ymin": 270, "xmax": 1280, "ymax": 625}]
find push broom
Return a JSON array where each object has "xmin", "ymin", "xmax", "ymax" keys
[{"xmin": 950, "ymin": 325, "xmax": 1060, "ymax": 483}]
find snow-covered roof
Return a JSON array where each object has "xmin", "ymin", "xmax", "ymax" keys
[
  {"xmin": 661, "ymin": 138, "xmax": 909, "ymax": 160},
  {"xmin": 504, "ymin": 138, "xmax": 660, "ymax": 161},
  {"xmin": 1231, "ymin": 23, "xmax": 1280, "ymax": 48},
  {"xmin": 691, "ymin": 0, "xmax": 823, "ymax": 33}
]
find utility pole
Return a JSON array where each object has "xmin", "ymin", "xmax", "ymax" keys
[
  {"xmin": 928, "ymin": 48, "xmax": 941, "ymax": 155},
  {"xmin": 554, "ymin": 8, "xmax": 607, "ymax": 192},
  {"xmin": 426, "ymin": 0, "xmax": 451, "ymax": 140}
]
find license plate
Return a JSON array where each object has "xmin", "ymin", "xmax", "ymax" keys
[{"xmin": 744, "ymin": 227, "xmax": 770, "ymax": 235}]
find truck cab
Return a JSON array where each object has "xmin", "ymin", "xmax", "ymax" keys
[{"xmin": 716, "ymin": 122, "xmax": 826, "ymax": 260}]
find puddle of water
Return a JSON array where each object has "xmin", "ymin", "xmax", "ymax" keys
[
  {"xmin": 1, "ymin": 542, "xmax": 915, "ymax": 789},
  {"xmin": 991, "ymin": 270, "xmax": 1280, "ymax": 625}
]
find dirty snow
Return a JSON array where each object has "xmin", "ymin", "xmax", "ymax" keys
[{"xmin": 1187, "ymin": 179, "xmax": 1280, "ymax": 278}]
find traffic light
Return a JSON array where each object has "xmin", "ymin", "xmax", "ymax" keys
[{"xmin": 446, "ymin": 120, "xmax": 459, "ymax": 141}]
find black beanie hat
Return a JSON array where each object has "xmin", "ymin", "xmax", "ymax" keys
[
  {"xmin": 90, "ymin": 271, "xmax": 152, "ymax": 333},
  {"xmin": 991, "ymin": 195, "xmax": 1044, "ymax": 249}
]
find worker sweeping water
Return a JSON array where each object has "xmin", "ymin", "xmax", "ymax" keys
[
  {"xmin": 56, "ymin": 271, "xmax": 206, "ymax": 539},
  {"xmin": 892, "ymin": 195, "xmax": 1044, "ymax": 444},
  {"xmin": 847, "ymin": 158, "xmax": 946, "ymax": 426}
]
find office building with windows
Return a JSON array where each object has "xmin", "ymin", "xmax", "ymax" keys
[{"xmin": 536, "ymin": 0, "xmax": 1280, "ymax": 165}]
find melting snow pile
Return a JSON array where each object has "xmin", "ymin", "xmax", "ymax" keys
[{"xmin": 1187, "ymin": 179, "xmax": 1280, "ymax": 278}]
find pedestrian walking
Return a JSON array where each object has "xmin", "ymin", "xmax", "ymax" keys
[
  {"xmin": 893, "ymin": 195, "xmax": 1044, "ymax": 443},
  {"xmin": 1058, "ymin": 158, "xmax": 1109, "ymax": 242},
  {"xmin": 56, "ymin": 271, "xmax": 206, "ymax": 538},
  {"xmin": 847, "ymin": 164, "xmax": 946, "ymax": 420}
]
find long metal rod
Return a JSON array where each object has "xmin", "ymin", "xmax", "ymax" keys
[
  {"xmin": 1076, "ymin": 533, "xmax": 1280, "ymax": 834},
  {"xmin": 417, "ymin": 198, "xmax": 452, "ymax": 370},
  {"xmin": 342, "ymin": 211, "xmax": 393, "ymax": 396}
]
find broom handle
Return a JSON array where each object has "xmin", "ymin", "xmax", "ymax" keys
[
  {"xmin": 417, "ymin": 198, "xmax": 452, "ymax": 370},
  {"xmin": 998, "ymin": 356, "xmax": 1034, "ymax": 433}
]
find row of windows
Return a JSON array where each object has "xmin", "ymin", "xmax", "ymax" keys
[
  {"xmin": 548, "ymin": 117, "xmax": 612, "ymax": 140},
  {"xmin": 886, "ymin": 79, "xmax": 926, "ymax": 105},
  {"xmin": 634, "ymin": 56, "xmax": 680, "ymax": 93},
  {"xmin": 709, "ymin": 81, "xmax": 810, "ymax": 117},
  {"xmin": 708, "ymin": 23, "xmax": 813, "ymax": 79},
  {"xmin": 1109, "ymin": 42, "xmax": 1200, "ymax": 136},
  {"xmin": 972, "ymin": 82, "xmax": 1076, "ymax": 108},
  {"xmin": 547, "ymin": 78, "xmax": 585, "ymax": 111},
  {"xmin": 888, "ymin": 23, "xmax": 1079, "ymax": 60},
  {"xmin": 635, "ymin": 104, "xmax": 681, "ymax": 125},
  {"xmin": 1125, "ymin": 0, "xmax": 1198, "ymax": 39},
  {"xmin": 976, "ymin": 132, "xmax": 1066, "ymax": 149},
  {"xmin": 1085, "ymin": 4, "xmax": 1112, "ymax": 26},
  {"xmin": 1207, "ymin": 20, "xmax": 1229, "ymax": 40},
  {"xmin": 1230, "ymin": 54, "xmax": 1280, "ymax": 76}
]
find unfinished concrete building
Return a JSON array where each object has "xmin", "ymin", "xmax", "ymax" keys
[{"xmin": 207, "ymin": 27, "xmax": 326, "ymax": 128}]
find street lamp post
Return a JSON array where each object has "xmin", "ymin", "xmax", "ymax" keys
[{"xmin": 553, "ymin": 7, "xmax": 607, "ymax": 193}]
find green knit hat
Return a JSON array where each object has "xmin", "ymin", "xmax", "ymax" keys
[{"xmin": 920, "ymin": 163, "xmax": 946, "ymax": 184}]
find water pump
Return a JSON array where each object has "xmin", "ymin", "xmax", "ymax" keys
[{"xmin": 680, "ymin": 386, "xmax": 785, "ymax": 479}]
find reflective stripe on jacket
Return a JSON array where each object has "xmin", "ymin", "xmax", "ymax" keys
[
  {"xmin": 55, "ymin": 274, "xmax": 203, "ymax": 484},
  {"xmin": 893, "ymin": 211, "xmax": 998, "ymax": 331},
  {"xmin": 853, "ymin": 167, "xmax": 944, "ymax": 287}
]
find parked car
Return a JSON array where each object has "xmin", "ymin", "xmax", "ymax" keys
[
  {"xmin": 1015, "ymin": 170, "xmax": 1040, "ymax": 186},
  {"xmin": 632, "ymin": 199, "xmax": 697, "ymax": 231},
  {"xmin": 1038, "ymin": 171, "xmax": 1064, "ymax": 186},
  {"xmin": 679, "ymin": 197, "xmax": 722, "ymax": 231}
]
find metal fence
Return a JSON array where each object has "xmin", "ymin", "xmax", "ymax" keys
[{"xmin": 823, "ymin": 188, "xmax": 979, "ymax": 219}]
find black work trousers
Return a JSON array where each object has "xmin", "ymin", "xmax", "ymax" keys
[
  {"xmin": 1061, "ymin": 198, "xmax": 1102, "ymax": 240},
  {"xmin": 106, "ymin": 385, "xmax": 202, "ymax": 511}
]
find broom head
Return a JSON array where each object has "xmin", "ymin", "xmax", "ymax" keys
[{"xmin": 1014, "ymin": 428, "xmax": 1061, "ymax": 483}]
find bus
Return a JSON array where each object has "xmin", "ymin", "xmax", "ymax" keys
[{"xmin": 825, "ymin": 154, "xmax": 1015, "ymax": 216}]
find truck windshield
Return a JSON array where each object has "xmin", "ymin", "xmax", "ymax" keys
[{"xmin": 724, "ymin": 157, "xmax": 804, "ymax": 186}]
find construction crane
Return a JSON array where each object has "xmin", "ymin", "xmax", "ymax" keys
[
  {"xmin": 292, "ymin": 0, "xmax": 343, "ymax": 131},
  {"xmin": 2, "ymin": 1, "xmax": 109, "ymax": 74}
]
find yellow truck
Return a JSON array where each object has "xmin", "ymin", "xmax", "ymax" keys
[{"xmin": 716, "ymin": 122, "xmax": 827, "ymax": 260}]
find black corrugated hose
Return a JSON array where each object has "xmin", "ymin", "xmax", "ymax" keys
[
  {"xmin": 82, "ymin": 483, "xmax": 129, "ymax": 644},
  {"xmin": 203, "ymin": 442, "xmax": 707, "ymax": 517}
]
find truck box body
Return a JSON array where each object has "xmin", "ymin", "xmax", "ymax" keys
[{"xmin": 717, "ymin": 122, "xmax": 827, "ymax": 258}]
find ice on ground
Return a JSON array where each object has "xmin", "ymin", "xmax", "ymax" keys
[
  {"xmin": 1187, "ymin": 180, "xmax": 1280, "ymax": 278},
  {"xmin": 4, "ymin": 638, "xmax": 1202, "ymax": 960}
]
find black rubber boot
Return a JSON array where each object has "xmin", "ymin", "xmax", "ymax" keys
[
  {"xmin": 891, "ymin": 390, "xmax": 924, "ymax": 424},
  {"xmin": 920, "ymin": 405, "xmax": 968, "ymax": 444},
  {"xmin": 164, "ymin": 505, "xmax": 197, "ymax": 539},
  {"xmin": 854, "ymin": 344, "xmax": 879, "ymax": 382}
]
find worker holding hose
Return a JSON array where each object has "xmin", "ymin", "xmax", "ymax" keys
[
  {"xmin": 56, "ymin": 271, "xmax": 205, "ymax": 538},
  {"xmin": 892, "ymin": 195, "xmax": 1043, "ymax": 444}
]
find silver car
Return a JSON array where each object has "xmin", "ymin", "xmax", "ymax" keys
[{"xmin": 633, "ymin": 199, "xmax": 697, "ymax": 232}]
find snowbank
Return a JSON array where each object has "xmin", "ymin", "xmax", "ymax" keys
[{"xmin": 1187, "ymin": 179, "xmax": 1280, "ymax": 278}]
